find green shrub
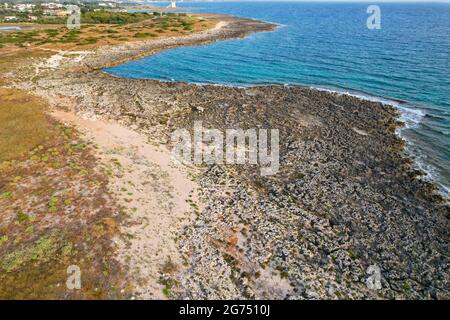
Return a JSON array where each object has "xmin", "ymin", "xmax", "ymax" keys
[
  {"xmin": 81, "ymin": 11, "xmax": 150, "ymax": 25},
  {"xmin": 133, "ymin": 32, "xmax": 157, "ymax": 38}
]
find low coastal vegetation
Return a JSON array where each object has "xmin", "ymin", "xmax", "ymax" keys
[
  {"xmin": 0, "ymin": 88, "xmax": 51, "ymax": 162},
  {"xmin": 39, "ymin": 11, "xmax": 153, "ymax": 25},
  {"xmin": 0, "ymin": 8, "xmax": 217, "ymax": 299},
  {"xmin": 0, "ymin": 28, "xmax": 129, "ymax": 298},
  {"xmin": 0, "ymin": 87, "xmax": 126, "ymax": 298},
  {"xmin": 0, "ymin": 11, "xmax": 213, "ymax": 49}
]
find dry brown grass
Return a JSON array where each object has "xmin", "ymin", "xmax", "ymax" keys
[
  {"xmin": 0, "ymin": 108, "xmax": 126, "ymax": 299},
  {"xmin": 0, "ymin": 48, "xmax": 52, "ymax": 87},
  {"xmin": 0, "ymin": 87, "xmax": 125, "ymax": 299},
  {"xmin": 0, "ymin": 88, "xmax": 54, "ymax": 162}
]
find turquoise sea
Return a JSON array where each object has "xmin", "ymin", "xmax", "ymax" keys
[{"xmin": 105, "ymin": 1, "xmax": 450, "ymax": 195}]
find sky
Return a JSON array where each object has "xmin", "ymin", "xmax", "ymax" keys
[
  {"xmin": 246, "ymin": 0, "xmax": 450, "ymax": 2},
  {"xmin": 135, "ymin": 0, "xmax": 450, "ymax": 2},
  {"xmin": 200, "ymin": 0, "xmax": 450, "ymax": 3},
  {"xmin": 168, "ymin": 0, "xmax": 450, "ymax": 3}
]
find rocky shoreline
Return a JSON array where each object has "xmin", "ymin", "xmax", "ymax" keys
[
  {"xmin": 14, "ymin": 14, "xmax": 449, "ymax": 299},
  {"xmin": 81, "ymin": 13, "xmax": 278, "ymax": 70}
]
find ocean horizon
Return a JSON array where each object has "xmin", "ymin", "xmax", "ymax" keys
[{"xmin": 104, "ymin": 1, "xmax": 450, "ymax": 196}]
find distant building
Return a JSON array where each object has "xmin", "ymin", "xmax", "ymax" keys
[
  {"xmin": 42, "ymin": 3, "xmax": 63, "ymax": 10},
  {"xmin": 56, "ymin": 10, "xmax": 70, "ymax": 17},
  {"xmin": 167, "ymin": 0, "xmax": 176, "ymax": 9},
  {"xmin": 43, "ymin": 9, "xmax": 56, "ymax": 16},
  {"xmin": 14, "ymin": 4, "xmax": 35, "ymax": 12}
]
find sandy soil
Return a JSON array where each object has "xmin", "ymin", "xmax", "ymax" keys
[{"xmin": 51, "ymin": 110, "xmax": 197, "ymax": 298}]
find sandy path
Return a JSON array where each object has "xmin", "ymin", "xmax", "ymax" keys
[
  {"xmin": 9, "ymin": 17, "xmax": 275, "ymax": 298},
  {"xmin": 51, "ymin": 110, "xmax": 197, "ymax": 299}
]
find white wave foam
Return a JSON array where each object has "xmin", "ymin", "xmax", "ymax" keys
[
  {"xmin": 311, "ymin": 86, "xmax": 426, "ymax": 129},
  {"xmin": 310, "ymin": 86, "xmax": 450, "ymax": 199},
  {"xmin": 414, "ymin": 158, "xmax": 450, "ymax": 198}
]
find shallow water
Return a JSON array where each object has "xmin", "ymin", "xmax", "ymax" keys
[{"xmin": 105, "ymin": 2, "xmax": 450, "ymax": 195}]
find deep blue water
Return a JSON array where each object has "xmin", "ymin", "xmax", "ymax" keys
[{"xmin": 105, "ymin": 2, "xmax": 450, "ymax": 195}]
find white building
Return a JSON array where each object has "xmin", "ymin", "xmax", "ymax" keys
[
  {"xmin": 43, "ymin": 9, "xmax": 56, "ymax": 16},
  {"xmin": 14, "ymin": 4, "xmax": 35, "ymax": 12},
  {"xmin": 167, "ymin": 0, "xmax": 176, "ymax": 9},
  {"xmin": 42, "ymin": 3, "xmax": 63, "ymax": 10}
]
